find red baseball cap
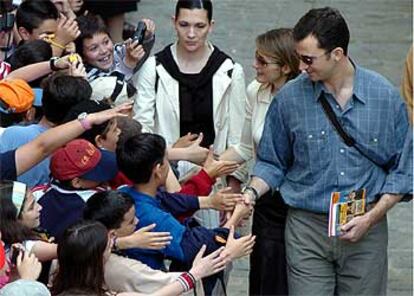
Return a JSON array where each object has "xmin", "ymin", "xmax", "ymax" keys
[{"xmin": 50, "ymin": 139, "xmax": 118, "ymax": 182}]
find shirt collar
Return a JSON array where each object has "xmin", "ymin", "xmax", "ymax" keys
[
  {"xmin": 312, "ymin": 59, "xmax": 366, "ymax": 105},
  {"xmin": 126, "ymin": 187, "xmax": 159, "ymax": 206}
]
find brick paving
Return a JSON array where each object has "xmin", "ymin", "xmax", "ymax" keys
[{"xmin": 127, "ymin": 1, "xmax": 413, "ymax": 295}]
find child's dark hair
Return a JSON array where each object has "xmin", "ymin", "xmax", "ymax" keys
[
  {"xmin": 0, "ymin": 111, "xmax": 27, "ymax": 128},
  {"xmin": 175, "ymin": 0, "xmax": 213, "ymax": 22},
  {"xmin": 62, "ymin": 100, "xmax": 112, "ymax": 145},
  {"xmin": 41, "ymin": 73, "xmax": 92, "ymax": 125},
  {"xmin": 83, "ymin": 191, "xmax": 135, "ymax": 230},
  {"xmin": 51, "ymin": 220, "xmax": 109, "ymax": 296},
  {"xmin": 8, "ymin": 40, "xmax": 53, "ymax": 88},
  {"xmin": 16, "ymin": 0, "xmax": 59, "ymax": 33},
  {"xmin": 116, "ymin": 117, "xmax": 142, "ymax": 148},
  {"xmin": 75, "ymin": 13, "xmax": 110, "ymax": 58},
  {"xmin": 117, "ymin": 133, "xmax": 166, "ymax": 184}
]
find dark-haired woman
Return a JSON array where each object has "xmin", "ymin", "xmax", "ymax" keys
[
  {"xmin": 135, "ymin": 0, "xmax": 247, "ymax": 229},
  {"xmin": 220, "ymin": 28, "xmax": 300, "ymax": 295},
  {"xmin": 51, "ymin": 219, "xmax": 229, "ymax": 296}
]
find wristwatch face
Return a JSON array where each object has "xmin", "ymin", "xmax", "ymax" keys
[{"xmin": 78, "ymin": 112, "xmax": 88, "ymax": 120}]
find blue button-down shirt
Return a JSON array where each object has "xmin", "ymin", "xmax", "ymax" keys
[{"xmin": 253, "ymin": 64, "xmax": 412, "ymax": 213}]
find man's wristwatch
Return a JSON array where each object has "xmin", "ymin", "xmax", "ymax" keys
[
  {"xmin": 77, "ymin": 112, "xmax": 92, "ymax": 130},
  {"xmin": 242, "ymin": 185, "xmax": 259, "ymax": 202}
]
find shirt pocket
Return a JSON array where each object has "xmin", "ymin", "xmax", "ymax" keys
[{"xmin": 296, "ymin": 128, "xmax": 331, "ymax": 172}]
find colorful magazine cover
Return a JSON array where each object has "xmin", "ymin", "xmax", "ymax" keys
[{"xmin": 328, "ymin": 189, "xmax": 366, "ymax": 237}]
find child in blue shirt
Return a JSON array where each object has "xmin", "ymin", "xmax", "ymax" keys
[{"xmin": 117, "ymin": 133, "xmax": 254, "ymax": 295}]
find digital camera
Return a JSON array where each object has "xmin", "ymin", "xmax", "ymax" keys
[
  {"xmin": 0, "ymin": 12, "xmax": 14, "ymax": 32},
  {"xmin": 132, "ymin": 21, "xmax": 147, "ymax": 45}
]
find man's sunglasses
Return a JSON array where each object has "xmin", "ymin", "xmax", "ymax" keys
[{"xmin": 298, "ymin": 51, "xmax": 331, "ymax": 66}]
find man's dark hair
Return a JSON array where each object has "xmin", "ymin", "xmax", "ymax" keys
[
  {"xmin": 293, "ymin": 7, "xmax": 350, "ymax": 55},
  {"xmin": 83, "ymin": 191, "xmax": 135, "ymax": 230},
  {"xmin": 41, "ymin": 74, "xmax": 92, "ymax": 125},
  {"xmin": 75, "ymin": 13, "xmax": 109, "ymax": 57},
  {"xmin": 117, "ymin": 133, "xmax": 166, "ymax": 184},
  {"xmin": 16, "ymin": 0, "xmax": 59, "ymax": 33}
]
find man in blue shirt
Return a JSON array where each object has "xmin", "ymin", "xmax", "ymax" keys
[{"xmin": 240, "ymin": 7, "xmax": 412, "ymax": 295}]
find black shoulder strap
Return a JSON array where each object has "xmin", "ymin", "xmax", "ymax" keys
[
  {"xmin": 154, "ymin": 55, "xmax": 160, "ymax": 93},
  {"xmin": 319, "ymin": 92, "xmax": 391, "ymax": 172},
  {"xmin": 319, "ymin": 94, "xmax": 355, "ymax": 147}
]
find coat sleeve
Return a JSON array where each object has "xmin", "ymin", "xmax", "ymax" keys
[
  {"xmin": 134, "ymin": 57, "xmax": 157, "ymax": 132},
  {"xmin": 226, "ymin": 63, "xmax": 249, "ymax": 182},
  {"xmin": 232, "ymin": 80, "xmax": 257, "ymax": 162}
]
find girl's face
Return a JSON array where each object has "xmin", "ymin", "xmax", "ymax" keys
[
  {"xmin": 174, "ymin": 8, "xmax": 212, "ymax": 53},
  {"xmin": 19, "ymin": 191, "xmax": 42, "ymax": 229},
  {"xmin": 253, "ymin": 50, "xmax": 284, "ymax": 85},
  {"xmin": 82, "ymin": 33, "xmax": 114, "ymax": 71},
  {"xmin": 114, "ymin": 206, "xmax": 138, "ymax": 238},
  {"xmin": 68, "ymin": 0, "xmax": 84, "ymax": 12},
  {"xmin": 98, "ymin": 119, "xmax": 121, "ymax": 152}
]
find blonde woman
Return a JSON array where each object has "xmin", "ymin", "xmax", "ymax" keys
[{"xmin": 220, "ymin": 28, "xmax": 300, "ymax": 295}]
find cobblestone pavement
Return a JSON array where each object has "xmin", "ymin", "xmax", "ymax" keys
[{"xmin": 127, "ymin": 1, "xmax": 413, "ymax": 295}]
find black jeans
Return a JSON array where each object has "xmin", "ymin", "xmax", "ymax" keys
[{"xmin": 249, "ymin": 190, "xmax": 288, "ymax": 296}]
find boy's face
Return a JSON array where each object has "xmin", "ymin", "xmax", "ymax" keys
[
  {"xmin": 159, "ymin": 152, "xmax": 169, "ymax": 185},
  {"xmin": 82, "ymin": 32, "xmax": 114, "ymax": 71},
  {"xmin": 20, "ymin": 19, "xmax": 58, "ymax": 41},
  {"xmin": 114, "ymin": 205, "xmax": 138, "ymax": 238}
]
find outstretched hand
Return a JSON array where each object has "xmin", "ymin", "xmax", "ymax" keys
[
  {"xmin": 204, "ymin": 146, "xmax": 239, "ymax": 179},
  {"xmin": 123, "ymin": 223, "xmax": 172, "ymax": 250},
  {"xmin": 210, "ymin": 187, "xmax": 244, "ymax": 211},
  {"xmin": 190, "ymin": 245, "xmax": 229, "ymax": 281},
  {"xmin": 221, "ymin": 226, "xmax": 255, "ymax": 260}
]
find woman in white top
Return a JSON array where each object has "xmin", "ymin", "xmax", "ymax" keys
[
  {"xmin": 220, "ymin": 28, "xmax": 300, "ymax": 295},
  {"xmin": 135, "ymin": 0, "xmax": 247, "ymax": 228}
]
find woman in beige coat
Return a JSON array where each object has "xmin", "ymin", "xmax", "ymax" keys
[{"xmin": 220, "ymin": 28, "xmax": 300, "ymax": 295}]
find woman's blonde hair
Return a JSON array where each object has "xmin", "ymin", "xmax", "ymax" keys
[{"xmin": 256, "ymin": 28, "xmax": 300, "ymax": 82}]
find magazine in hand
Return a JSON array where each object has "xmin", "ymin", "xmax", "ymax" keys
[{"xmin": 328, "ymin": 189, "xmax": 366, "ymax": 237}]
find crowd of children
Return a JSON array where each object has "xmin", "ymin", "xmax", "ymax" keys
[{"xmin": 0, "ymin": 0, "xmax": 256, "ymax": 295}]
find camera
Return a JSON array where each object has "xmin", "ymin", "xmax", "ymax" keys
[
  {"xmin": 132, "ymin": 21, "xmax": 147, "ymax": 45},
  {"xmin": 10, "ymin": 245, "xmax": 25, "ymax": 265},
  {"xmin": 0, "ymin": 12, "xmax": 14, "ymax": 32}
]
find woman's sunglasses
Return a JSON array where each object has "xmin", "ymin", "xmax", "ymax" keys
[{"xmin": 255, "ymin": 52, "xmax": 280, "ymax": 67}]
